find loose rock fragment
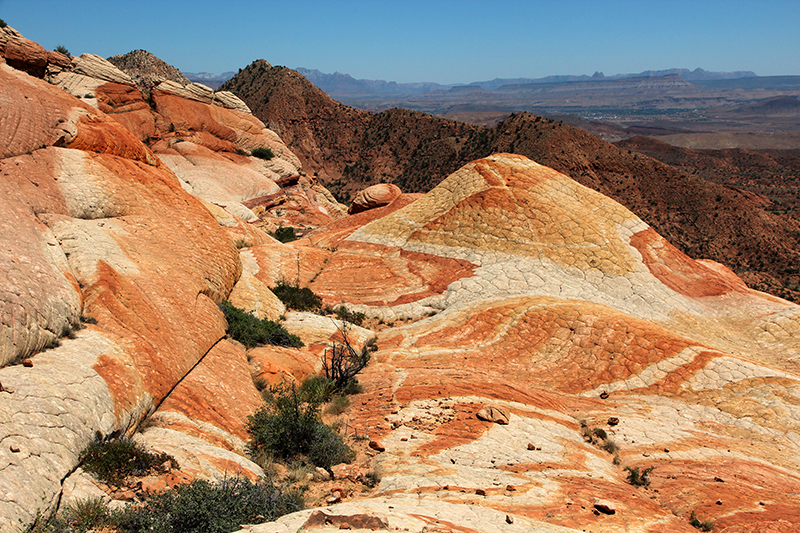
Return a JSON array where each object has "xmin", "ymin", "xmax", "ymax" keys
[{"xmin": 476, "ymin": 405, "xmax": 510, "ymax": 425}]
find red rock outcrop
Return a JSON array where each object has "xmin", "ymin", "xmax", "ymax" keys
[
  {"xmin": 348, "ymin": 183, "xmax": 402, "ymax": 214},
  {"xmin": 242, "ymin": 154, "xmax": 800, "ymax": 533}
]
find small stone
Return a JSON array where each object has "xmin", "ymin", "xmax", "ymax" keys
[
  {"xmin": 607, "ymin": 417, "xmax": 619, "ymax": 426},
  {"xmin": 527, "ymin": 442, "xmax": 536, "ymax": 450},
  {"xmin": 400, "ymin": 437, "xmax": 408, "ymax": 442},
  {"xmin": 339, "ymin": 523, "xmax": 351, "ymax": 530},
  {"xmin": 714, "ymin": 477, "xmax": 724, "ymax": 483},
  {"xmin": 599, "ymin": 391, "xmax": 609, "ymax": 399},
  {"xmin": 506, "ymin": 484, "xmax": 516, "ymax": 491},
  {"xmin": 716, "ymin": 499, "xmax": 722, "ymax": 505},
  {"xmin": 505, "ymin": 514, "xmax": 514, "ymax": 524},
  {"xmin": 315, "ymin": 467, "xmax": 331, "ymax": 481},
  {"xmin": 369, "ymin": 440, "xmax": 385, "ymax": 452},
  {"xmin": 326, "ymin": 492, "xmax": 342, "ymax": 504},
  {"xmin": 664, "ymin": 448, "xmax": 670, "ymax": 453},
  {"xmin": 476, "ymin": 488, "xmax": 486, "ymax": 496},
  {"xmin": 117, "ymin": 490, "xmax": 136, "ymax": 501},
  {"xmin": 10, "ymin": 445, "xmax": 20, "ymax": 453},
  {"xmin": 593, "ymin": 499, "xmax": 616, "ymax": 515},
  {"xmin": 476, "ymin": 405, "xmax": 510, "ymax": 425},
  {"xmin": 22, "ymin": 359, "xmax": 33, "ymax": 368},
  {"xmin": 642, "ymin": 452, "xmax": 650, "ymax": 457}
]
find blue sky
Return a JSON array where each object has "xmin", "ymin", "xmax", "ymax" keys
[{"xmin": 2, "ymin": 0, "xmax": 798, "ymax": 84}]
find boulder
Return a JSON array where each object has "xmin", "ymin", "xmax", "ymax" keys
[{"xmin": 348, "ymin": 183, "xmax": 402, "ymax": 214}]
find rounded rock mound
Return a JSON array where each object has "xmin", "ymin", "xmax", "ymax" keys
[{"xmin": 348, "ymin": 183, "xmax": 402, "ymax": 214}]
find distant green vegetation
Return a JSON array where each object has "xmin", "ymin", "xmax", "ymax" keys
[
  {"xmin": 55, "ymin": 44, "xmax": 70, "ymax": 56},
  {"xmin": 271, "ymin": 280, "xmax": 322, "ymax": 312},
  {"xmin": 270, "ymin": 226, "xmax": 298, "ymax": 243},
  {"xmin": 0, "ymin": 18, "xmax": 7, "ymax": 28},
  {"xmin": 251, "ymin": 147, "xmax": 275, "ymax": 160},
  {"xmin": 219, "ymin": 301, "xmax": 303, "ymax": 348}
]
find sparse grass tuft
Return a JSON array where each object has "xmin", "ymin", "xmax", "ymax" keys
[
  {"xmin": 324, "ymin": 395, "xmax": 350, "ymax": 416},
  {"xmin": 689, "ymin": 510, "xmax": 714, "ymax": 531}
]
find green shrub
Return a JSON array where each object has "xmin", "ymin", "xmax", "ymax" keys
[
  {"xmin": 251, "ymin": 147, "xmax": 275, "ymax": 160},
  {"xmin": 689, "ymin": 510, "xmax": 714, "ymax": 531},
  {"xmin": 219, "ymin": 301, "xmax": 303, "ymax": 348},
  {"xmin": 333, "ymin": 305, "xmax": 366, "ymax": 326},
  {"xmin": 307, "ymin": 423, "xmax": 354, "ymax": 469},
  {"xmin": 298, "ymin": 375, "xmax": 335, "ymax": 405},
  {"xmin": 114, "ymin": 477, "xmax": 302, "ymax": 533},
  {"xmin": 624, "ymin": 465, "xmax": 654, "ymax": 487},
  {"xmin": 270, "ymin": 226, "xmax": 298, "ymax": 243},
  {"xmin": 80, "ymin": 437, "xmax": 174, "ymax": 486},
  {"xmin": 55, "ymin": 45, "xmax": 70, "ymax": 56},
  {"xmin": 0, "ymin": 19, "xmax": 7, "ymax": 28},
  {"xmin": 271, "ymin": 280, "xmax": 322, "ymax": 311},
  {"xmin": 246, "ymin": 382, "xmax": 352, "ymax": 470}
]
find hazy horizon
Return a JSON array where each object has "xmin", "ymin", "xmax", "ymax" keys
[{"xmin": 2, "ymin": 0, "xmax": 799, "ymax": 85}]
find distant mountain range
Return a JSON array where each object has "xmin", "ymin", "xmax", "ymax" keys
[
  {"xmin": 294, "ymin": 67, "xmax": 757, "ymax": 96},
  {"xmin": 183, "ymin": 70, "xmax": 238, "ymax": 89},
  {"xmin": 182, "ymin": 67, "xmax": 758, "ymax": 95}
]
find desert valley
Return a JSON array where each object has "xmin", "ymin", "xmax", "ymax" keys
[{"xmin": 2, "ymin": 21, "xmax": 800, "ymax": 533}]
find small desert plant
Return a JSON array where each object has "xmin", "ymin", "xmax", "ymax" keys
[
  {"xmin": 324, "ymin": 395, "xmax": 351, "ymax": 416},
  {"xmin": 59, "ymin": 497, "xmax": 112, "ymax": 532},
  {"xmin": 219, "ymin": 301, "xmax": 303, "ymax": 348},
  {"xmin": 601, "ymin": 438, "xmax": 619, "ymax": 454},
  {"xmin": 80, "ymin": 315, "xmax": 97, "ymax": 325},
  {"xmin": 689, "ymin": 510, "xmax": 714, "ymax": 531},
  {"xmin": 271, "ymin": 280, "xmax": 322, "ymax": 311},
  {"xmin": 332, "ymin": 305, "xmax": 366, "ymax": 326},
  {"xmin": 322, "ymin": 324, "xmax": 375, "ymax": 393},
  {"xmin": 246, "ymin": 382, "xmax": 352, "ymax": 470},
  {"xmin": 54, "ymin": 45, "xmax": 70, "ymax": 56},
  {"xmin": 114, "ymin": 476, "xmax": 303, "ymax": 533},
  {"xmin": 270, "ymin": 226, "xmax": 298, "ymax": 243},
  {"xmin": 362, "ymin": 470, "xmax": 381, "ymax": 488},
  {"xmin": 592, "ymin": 428, "xmax": 607, "ymax": 440},
  {"xmin": 0, "ymin": 19, "xmax": 7, "ymax": 28},
  {"xmin": 251, "ymin": 147, "xmax": 275, "ymax": 160},
  {"xmin": 624, "ymin": 465, "xmax": 654, "ymax": 488},
  {"xmin": 79, "ymin": 437, "xmax": 175, "ymax": 486},
  {"xmin": 297, "ymin": 375, "xmax": 336, "ymax": 405},
  {"xmin": 234, "ymin": 238, "xmax": 249, "ymax": 249}
]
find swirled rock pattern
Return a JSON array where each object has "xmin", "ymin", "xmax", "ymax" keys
[
  {"xmin": 243, "ymin": 153, "xmax": 800, "ymax": 533},
  {"xmin": 4, "ymin": 29, "xmax": 800, "ymax": 533}
]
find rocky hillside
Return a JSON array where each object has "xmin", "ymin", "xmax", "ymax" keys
[
  {"xmin": 225, "ymin": 63, "xmax": 800, "ymax": 302},
  {"xmin": 107, "ymin": 49, "xmax": 191, "ymax": 93},
  {"xmin": 2, "ymin": 27, "xmax": 800, "ymax": 533}
]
